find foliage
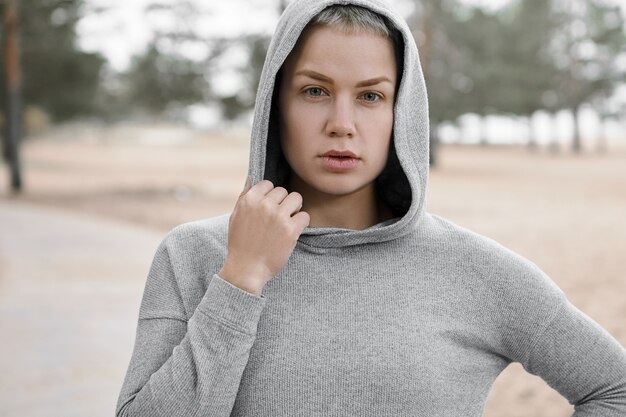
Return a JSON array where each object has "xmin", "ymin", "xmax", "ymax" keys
[
  {"xmin": 503, "ymin": 0, "xmax": 561, "ymax": 115},
  {"xmin": 123, "ymin": 42, "xmax": 206, "ymax": 115},
  {"xmin": 549, "ymin": 0, "xmax": 626, "ymax": 110},
  {"xmin": 0, "ymin": 0, "xmax": 105, "ymax": 122},
  {"xmin": 4, "ymin": 0, "xmax": 625, "ymax": 137},
  {"xmin": 402, "ymin": 0, "xmax": 626, "ymax": 149},
  {"xmin": 407, "ymin": 0, "xmax": 470, "ymax": 124},
  {"xmin": 217, "ymin": 36, "xmax": 271, "ymax": 121}
]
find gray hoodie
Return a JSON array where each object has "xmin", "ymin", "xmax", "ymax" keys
[{"xmin": 116, "ymin": 0, "xmax": 626, "ymax": 415}]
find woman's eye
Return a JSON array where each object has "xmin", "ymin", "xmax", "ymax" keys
[
  {"xmin": 361, "ymin": 92, "xmax": 382, "ymax": 102},
  {"xmin": 306, "ymin": 87, "xmax": 325, "ymax": 97}
]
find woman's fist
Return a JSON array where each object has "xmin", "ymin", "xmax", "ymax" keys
[{"xmin": 218, "ymin": 178, "xmax": 310, "ymax": 295}]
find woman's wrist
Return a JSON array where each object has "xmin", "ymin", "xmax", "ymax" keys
[{"xmin": 218, "ymin": 262, "xmax": 266, "ymax": 296}]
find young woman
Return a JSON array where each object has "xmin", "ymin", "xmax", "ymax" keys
[{"xmin": 117, "ymin": 1, "xmax": 626, "ymax": 416}]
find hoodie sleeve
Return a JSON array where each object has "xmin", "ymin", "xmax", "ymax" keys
[
  {"xmin": 115, "ymin": 239, "xmax": 266, "ymax": 417},
  {"xmin": 522, "ymin": 298, "xmax": 626, "ymax": 415}
]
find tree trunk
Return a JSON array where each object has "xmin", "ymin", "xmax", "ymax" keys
[
  {"xmin": 597, "ymin": 116, "xmax": 609, "ymax": 154},
  {"xmin": 3, "ymin": 0, "xmax": 23, "ymax": 192},
  {"xmin": 527, "ymin": 114, "xmax": 538, "ymax": 152},
  {"xmin": 549, "ymin": 112, "xmax": 560, "ymax": 154},
  {"xmin": 479, "ymin": 115, "xmax": 489, "ymax": 146},
  {"xmin": 429, "ymin": 119, "xmax": 439, "ymax": 167},
  {"xmin": 571, "ymin": 105, "xmax": 582, "ymax": 154}
]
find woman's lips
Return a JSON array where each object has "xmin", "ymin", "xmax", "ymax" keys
[
  {"xmin": 321, "ymin": 150, "xmax": 358, "ymax": 158},
  {"xmin": 320, "ymin": 150, "xmax": 360, "ymax": 171}
]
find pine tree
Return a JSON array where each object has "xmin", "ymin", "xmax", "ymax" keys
[
  {"xmin": 124, "ymin": 42, "xmax": 206, "ymax": 116},
  {"xmin": 0, "ymin": 0, "xmax": 105, "ymax": 122},
  {"xmin": 550, "ymin": 0, "xmax": 626, "ymax": 152}
]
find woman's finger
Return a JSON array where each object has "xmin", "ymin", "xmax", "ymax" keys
[
  {"xmin": 245, "ymin": 180, "xmax": 275, "ymax": 200},
  {"xmin": 279, "ymin": 192, "xmax": 304, "ymax": 216},
  {"xmin": 292, "ymin": 210, "xmax": 310, "ymax": 232},
  {"xmin": 265, "ymin": 186, "xmax": 289, "ymax": 205}
]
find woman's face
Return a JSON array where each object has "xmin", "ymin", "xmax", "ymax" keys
[{"xmin": 278, "ymin": 25, "xmax": 397, "ymax": 199}]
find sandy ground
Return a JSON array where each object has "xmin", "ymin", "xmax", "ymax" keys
[
  {"xmin": 1, "ymin": 131, "xmax": 625, "ymax": 416},
  {"xmin": 0, "ymin": 201, "xmax": 162, "ymax": 417}
]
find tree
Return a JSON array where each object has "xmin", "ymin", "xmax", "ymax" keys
[
  {"xmin": 454, "ymin": 8, "xmax": 510, "ymax": 145},
  {"xmin": 111, "ymin": 0, "xmax": 231, "ymax": 119},
  {"xmin": 496, "ymin": 0, "xmax": 561, "ymax": 149},
  {"xmin": 407, "ymin": 0, "xmax": 468, "ymax": 162},
  {"xmin": 2, "ymin": 0, "xmax": 23, "ymax": 191},
  {"xmin": 217, "ymin": 35, "xmax": 271, "ymax": 121},
  {"xmin": 549, "ymin": 0, "xmax": 626, "ymax": 152},
  {"xmin": 124, "ymin": 42, "xmax": 206, "ymax": 116},
  {"xmin": 210, "ymin": 0, "xmax": 289, "ymax": 121},
  {"xmin": 409, "ymin": 0, "xmax": 626, "ymax": 154},
  {"xmin": 0, "ymin": 0, "xmax": 105, "ymax": 122}
]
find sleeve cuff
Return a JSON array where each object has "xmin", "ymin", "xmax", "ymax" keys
[{"xmin": 195, "ymin": 274, "xmax": 267, "ymax": 335}]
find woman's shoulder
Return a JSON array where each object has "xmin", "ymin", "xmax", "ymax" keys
[
  {"xmin": 420, "ymin": 213, "xmax": 569, "ymax": 356},
  {"xmin": 138, "ymin": 214, "xmax": 231, "ymax": 321},
  {"xmin": 152, "ymin": 214, "xmax": 231, "ymax": 277},
  {"xmin": 420, "ymin": 213, "xmax": 564, "ymax": 297},
  {"xmin": 161, "ymin": 214, "xmax": 230, "ymax": 251}
]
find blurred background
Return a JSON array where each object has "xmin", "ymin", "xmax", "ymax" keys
[{"xmin": 0, "ymin": 0, "xmax": 625, "ymax": 416}]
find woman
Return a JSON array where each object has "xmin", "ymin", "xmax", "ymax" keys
[{"xmin": 117, "ymin": 0, "xmax": 626, "ymax": 416}]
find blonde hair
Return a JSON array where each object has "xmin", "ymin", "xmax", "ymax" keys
[
  {"xmin": 310, "ymin": 5, "xmax": 396, "ymax": 39},
  {"xmin": 308, "ymin": 5, "xmax": 403, "ymax": 74}
]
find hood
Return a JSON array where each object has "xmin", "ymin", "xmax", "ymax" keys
[{"xmin": 247, "ymin": 0, "xmax": 430, "ymax": 248}]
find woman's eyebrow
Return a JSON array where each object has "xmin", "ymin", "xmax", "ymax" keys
[
  {"xmin": 294, "ymin": 69, "xmax": 392, "ymax": 87},
  {"xmin": 355, "ymin": 76, "xmax": 393, "ymax": 87},
  {"xmin": 294, "ymin": 69, "xmax": 333, "ymax": 83}
]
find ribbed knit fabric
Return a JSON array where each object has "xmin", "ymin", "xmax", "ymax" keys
[{"xmin": 116, "ymin": 0, "xmax": 626, "ymax": 415}]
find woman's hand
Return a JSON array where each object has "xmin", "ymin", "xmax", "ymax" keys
[{"xmin": 218, "ymin": 178, "xmax": 310, "ymax": 296}]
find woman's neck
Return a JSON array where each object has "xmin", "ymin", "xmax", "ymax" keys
[{"xmin": 289, "ymin": 177, "xmax": 393, "ymax": 230}]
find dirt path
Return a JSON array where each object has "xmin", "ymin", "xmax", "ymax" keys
[
  {"xmin": 0, "ymin": 200, "xmax": 162, "ymax": 417},
  {"xmin": 1, "ymin": 135, "xmax": 625, "ymax": 416}
]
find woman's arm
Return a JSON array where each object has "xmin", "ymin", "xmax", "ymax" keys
[
  {"xmin": 116, "ymin": 241, "xmax": 266, "ymax": 417},
  {"xmin": 485, "ymin": 247, "xmax": 626, "ymax": 415},
  {"xmin": 523, "ymin": 299, "xmax": 626, "ymax": 415},
  {"xmin": 116, "ymin": 179, "xmax": 308, "ymax": 416}
]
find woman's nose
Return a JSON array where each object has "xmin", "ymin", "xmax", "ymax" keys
[{"xmin": 325, "ymin": 97, "xmax": 356, "ymax": 138}]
